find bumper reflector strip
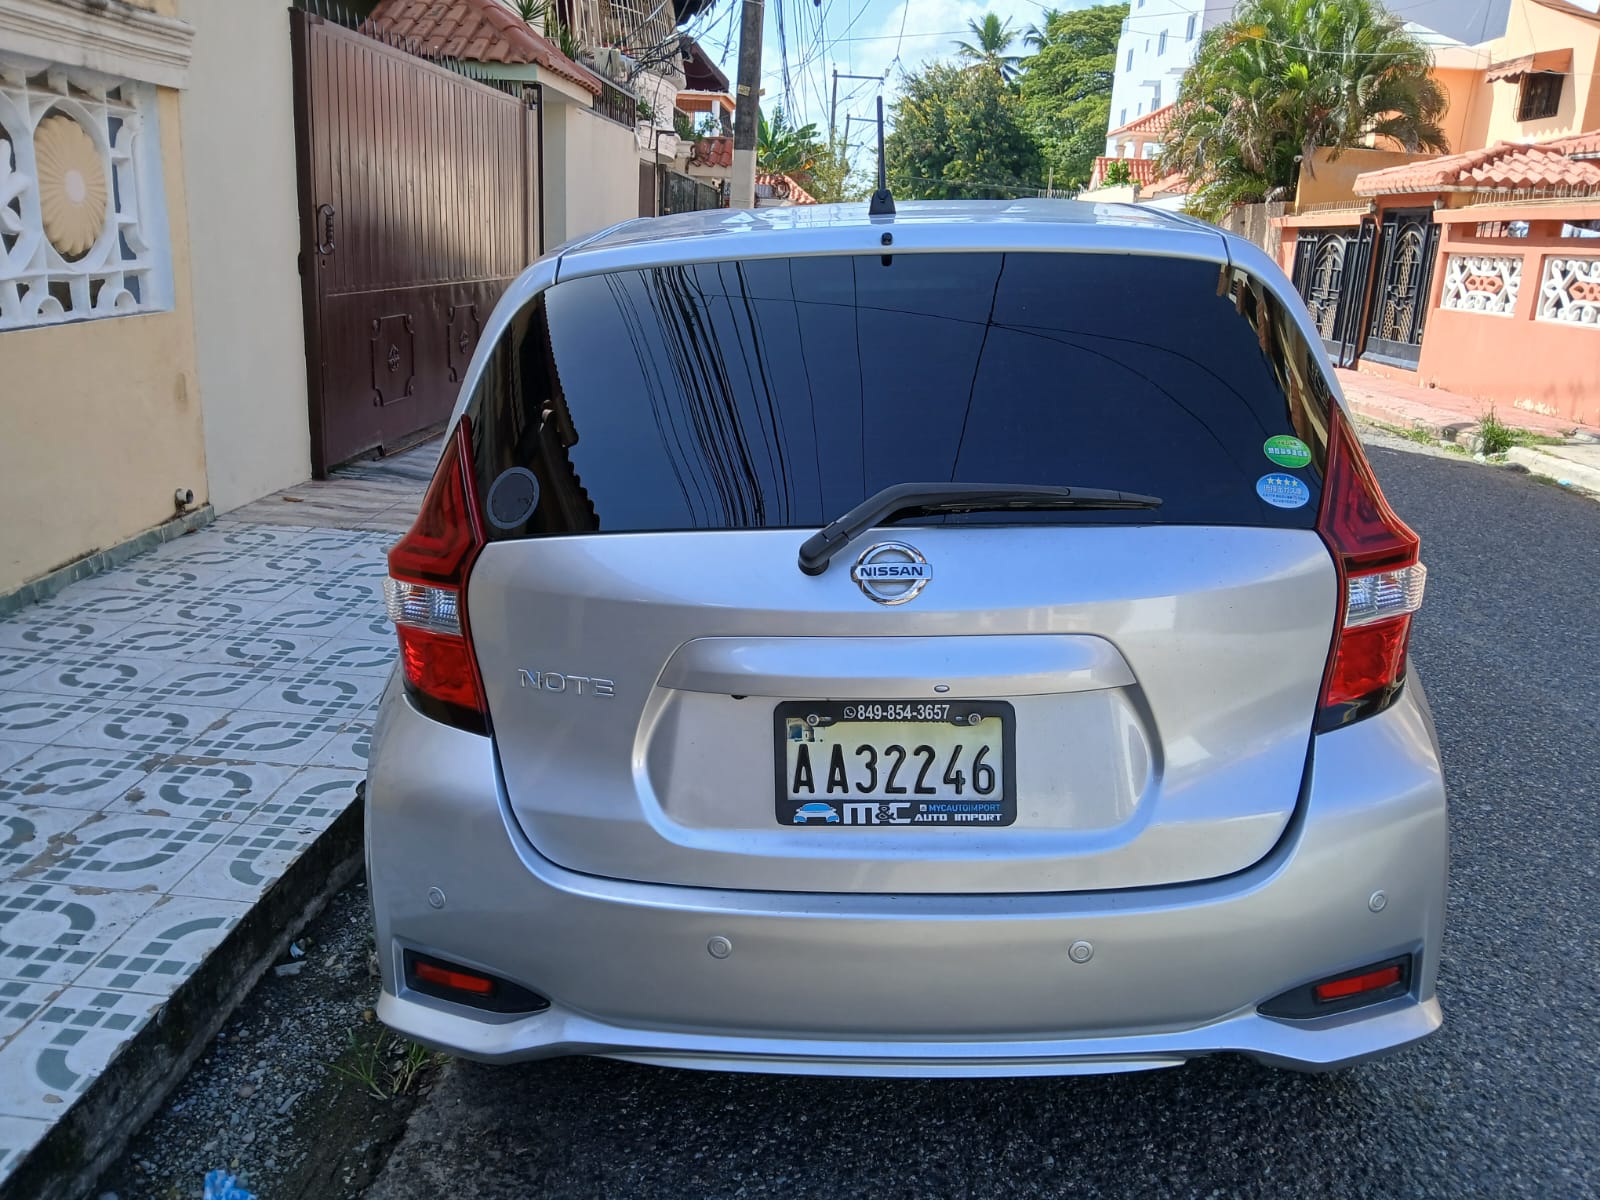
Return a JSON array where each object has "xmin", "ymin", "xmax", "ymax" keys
[
  {"xmin": 1314, "ymin": 964, "xmax": 1403, "ymax": 1003},
  {"xmin": 413, "ymin": 959, "xmax": 494, "ymax": 996}
]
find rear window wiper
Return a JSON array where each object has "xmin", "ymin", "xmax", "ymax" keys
[{"xmin": 798, "ymin": 482, "xmax": 1163, "ymax": 576}]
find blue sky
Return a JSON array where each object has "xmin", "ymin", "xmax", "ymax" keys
[{"xmin": 689, "ymin": 0, "xmax": 1099, "ymax": 147}]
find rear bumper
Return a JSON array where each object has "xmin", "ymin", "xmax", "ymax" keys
[{"xmin": 366, "ymin": 674, "xmax": 1448, "ymax": 1076}]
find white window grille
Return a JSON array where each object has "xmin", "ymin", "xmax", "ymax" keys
[
  {"xmin": 1538, "ymin": 255, "xmax": 1600, "ymax": 327},
  {"xmin": 1440, "ymin": 254, "xmax": 1522, "ymax": 317},
  {"xmin": 0, "ymin": 56, "xmax": 170, "ymax": 332},
  {"xmin": 598, "ymin": 0, "xmax": 675, "ymax": 66}
]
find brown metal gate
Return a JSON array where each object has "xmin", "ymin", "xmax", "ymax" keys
[{"xmin": 290, "ymin": 10, "xmax": 541, "ymax": 475}]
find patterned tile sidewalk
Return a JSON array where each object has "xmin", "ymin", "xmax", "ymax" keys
[{"xmin": 0, "ymin": 445, "xmax": 426, "ymax": 1184}]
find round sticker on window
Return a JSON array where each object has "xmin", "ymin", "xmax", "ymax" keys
[
  {"xmin": 1256, "ymin": 473, "xmax": 1311, "ymax": 509},
  {"xmin": 486, "ymin": 467, "xmax": 541, "ymax": 530},
  {"xmin": 1264, "ymin": 434, "xmax": 1312, "ymax": 469}
]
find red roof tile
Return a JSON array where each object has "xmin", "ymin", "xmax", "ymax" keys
[
  {"xmin": 1091, "ymin": 156, "xmax": 1164, "ymax": 187},
  {"xmin": 1543, "ymin": 130, "xmax": 1600, "ymax": 159},
  {"xmin": 1353, "ymin": 131, "xmax": 1600, "ymax": 195},
  {"xmin": 756, "ymin": 171, "xmax": 817, "ymax": 205},
  {"xmin": 691, "ymin": 134, "xmax": 733, "ymax": 168},
  {"xmin": 366, "ymin": 0, "xmax": 600, "ymax": 95},
  {"xmin": 1106, "ymin": 102, "xmax": 1177, "ymax": 141}
]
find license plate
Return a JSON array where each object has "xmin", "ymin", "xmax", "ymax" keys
[{"xmin": 774, "ymin": 701, "xmax": 1016, "ymax": 827}]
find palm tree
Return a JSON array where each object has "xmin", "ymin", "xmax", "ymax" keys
[
  {"xmin": 955, "ymin": 13, "xmax": 1022, "ymax": 82},
  {"xmin": 758, "ymin": 107, "xmax": 822, "ymax": 177},
  {"xmin": 1023, "ymin": 8, "xmax": 1063, "ymax": 51},
  {"xmin": 1160, "ymin": 0, "xmax": 1448, "ymax": 219}
]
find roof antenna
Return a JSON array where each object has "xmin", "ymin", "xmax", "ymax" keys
[{"xmin": 869, "ymin": 94, "xmax": 895, "ymax": 216}]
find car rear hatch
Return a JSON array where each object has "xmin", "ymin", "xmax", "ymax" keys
[{"xmin": 456, "ymin": 248, "xmax": 1342, "ymax": 894}]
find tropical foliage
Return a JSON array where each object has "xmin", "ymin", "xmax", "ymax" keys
[
  {"xmin": 1019, "ymin": 4, "xmax": 1126, "ymax": 190},
  {"xmin": 887, "ymin": 5, "xmax": 1123, "ymax": 197},
  {"xmin": 1160, "ymin": 0, "xmax": 1449, "ymax": 219},
  {"xmin": 757, "ymin": 107, "xmax": 822, "ymax": 177},
  {"xmin": 756, "ymin": 107, "xmax": 859, "ymax": 204},
  {"xmin": 954, "ymin": 14, "xmax": 1024, "ymax": 82},
  {"xmin": 886, "ymin": 62, "xmax": 1043, "ymax": 200},
  {"xmin": 510, "ymin": 0, "xmax": 581, "ymax": 60}
]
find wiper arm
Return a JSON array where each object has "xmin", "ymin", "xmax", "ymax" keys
[{"xmin": 798, "ymin": 482, "xmax": 1163, "ymax": 576}]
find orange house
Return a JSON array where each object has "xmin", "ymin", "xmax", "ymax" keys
[
  {"xmin": 1275, "ymin": 0, "xmax": 1600, "ymax": 427},
  {"xmin": 1090, "ymin": 103, "xmax": 1176, "ymax": 189}
]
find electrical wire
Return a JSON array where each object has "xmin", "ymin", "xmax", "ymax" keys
[{"xmin": 890, "ymin": 0, "xmax": 910, "ymax": 70}]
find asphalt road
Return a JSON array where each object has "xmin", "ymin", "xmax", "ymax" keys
[{"xmin": 367, "ymin": 445, "xmax": 1600, "ymax": 1200}]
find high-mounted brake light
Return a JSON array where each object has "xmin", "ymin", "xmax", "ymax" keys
[
  {"xmin": 383, "ymin": 421, "xmax": 488, "ymax": 732},
  {"xmin": 1316, "ymin": 405, "xmax": 1426, "ymax": 729}
]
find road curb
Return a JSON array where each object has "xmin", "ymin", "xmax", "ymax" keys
[
  {"xmin": 0, "ymin": 506, "xmax": 216, "ymax": 619},
  {"xmin": 1506, "ymin": 446, "xmax": 1600, "ymax": 495},
  {"xmin": 1, "ymin": 790, "xmax": 367, "ymax": 1200},
  {"xmin": 1343, "ymin": 392, "xmax": 1478, "ymax": 443}
]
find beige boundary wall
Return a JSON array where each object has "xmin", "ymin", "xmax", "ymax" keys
[
  {"xmin": 177, "ymin": 0, "xmax": 311, "ymax": 514},
  {"xmin": 544, "ymin": 99, "xmax": 643, "ymax": 246},
  {"xmin": 0, "ymin": 0, "xmax": 206, "ymax": 595}
]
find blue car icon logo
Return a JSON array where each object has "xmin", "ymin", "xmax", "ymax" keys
[{"xmin": 793, "ymin": 802, "xmax": 840, "ymax": 824}]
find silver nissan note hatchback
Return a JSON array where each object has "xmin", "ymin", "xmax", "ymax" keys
[{"xmin": 367, "ymin": 200, "xmax": 1448, "ymax": 1076}]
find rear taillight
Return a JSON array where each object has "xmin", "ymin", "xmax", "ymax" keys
[
  {"xmin": 384, "ymin": 420, "xmax": 488, "ymax": 733},
  {"xmin": 1316, "ymin": 406, "xmax": 1426, "ymax": 730}
]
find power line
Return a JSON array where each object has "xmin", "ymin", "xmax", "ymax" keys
[{"xmin": 891, "ymin": 0, "xmax": 910, "ymax": 68}]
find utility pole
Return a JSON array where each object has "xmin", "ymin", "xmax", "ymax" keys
[
  {"xmin": 830, "ymin": 69, "xmax": 838, "ymax": 149},
  {"xmin": 830, "ymin": 70, "xmax": 889, "ymax": 147},
  {"xmin": 731, "ymin": 0, "xmax": 765, "ymax": 209}
]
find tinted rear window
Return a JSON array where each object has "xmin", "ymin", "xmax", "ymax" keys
[{"xmin": 464, "ymin": 252, "xmax": 1332, "ymax": 538}]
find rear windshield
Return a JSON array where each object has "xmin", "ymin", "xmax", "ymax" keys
[{"xmin": 463, "ymin": 252, "xmax": 1333, "ymax": 538}]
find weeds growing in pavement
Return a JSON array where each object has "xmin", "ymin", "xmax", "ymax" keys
[
  {"xmin": 331, "ymin": 1029, "xmax": 446, "ymax": 1101},
  {"xmin": 1401, "ymin": 424, "xmax": 1436, "ymax": 445},
  {"xmin": 390, "ymin": 1039, "xmax": 443, "ymax": 1096},
  {"xmin": 1478, "ymin": 409, "xmax": 1517, "ymax": 456},
  {"xmin": 1475, "ymin": 410, "xmax": 1564, "ymax": 454},
  {"xmin": 332, "ymin": 1029, "xmax": 390, "ymax": 1099}
]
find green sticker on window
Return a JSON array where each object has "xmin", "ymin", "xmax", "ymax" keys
[{"xmin": 1264, "ymin": 435, "xmax": 1312, "ymax": 469}]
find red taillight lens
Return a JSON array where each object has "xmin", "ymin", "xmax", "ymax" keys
[
  {"xmin": 1314, "ymin": 963, "xmax": 1403, "ymax": 1003},
  {"xmin": 1316, "ymin": 406, "xmax": 1426, "ymax": 726},
  {"xmin": 384, "ymin": 421, "xmax": 487, "ymax": 728}
]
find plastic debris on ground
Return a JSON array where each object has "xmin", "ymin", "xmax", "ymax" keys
[{"xmin": 203, "ymin": 1169, "xmax": 257, "ymax": 1200}]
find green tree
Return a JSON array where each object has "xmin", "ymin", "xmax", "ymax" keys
[
  {"xmin": 804, "ymin": 144, "xmax": 866, "ymax": 204},
  {"xmin": 886, "ymin": 62, "xmax": 1044, "ymax": 199},
  {"xmin": 1160, "ymin": 0, "xmax": 1449, "ymax": 220},
  {"xmin": 757, "ymin": 107, "xmax": 860, "ymax": 203},
  {"xmin": 954, "ymin": 13, "xmax": 1023, "ymax": 82},
  {"xmin": 757, "ymin": 106, "xmax": 822, "ymax": 177},
  {"xmin": 1018, "ymin": 3, "xmax": 1126, "ymax": 190},
  {"xmin": 1023, "ymin": 8, "xmax": 1064, "ymax": 51},
  {"xmin": 1102, "ymin": 159, "xmax": 1133, "ymax": 185}
]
